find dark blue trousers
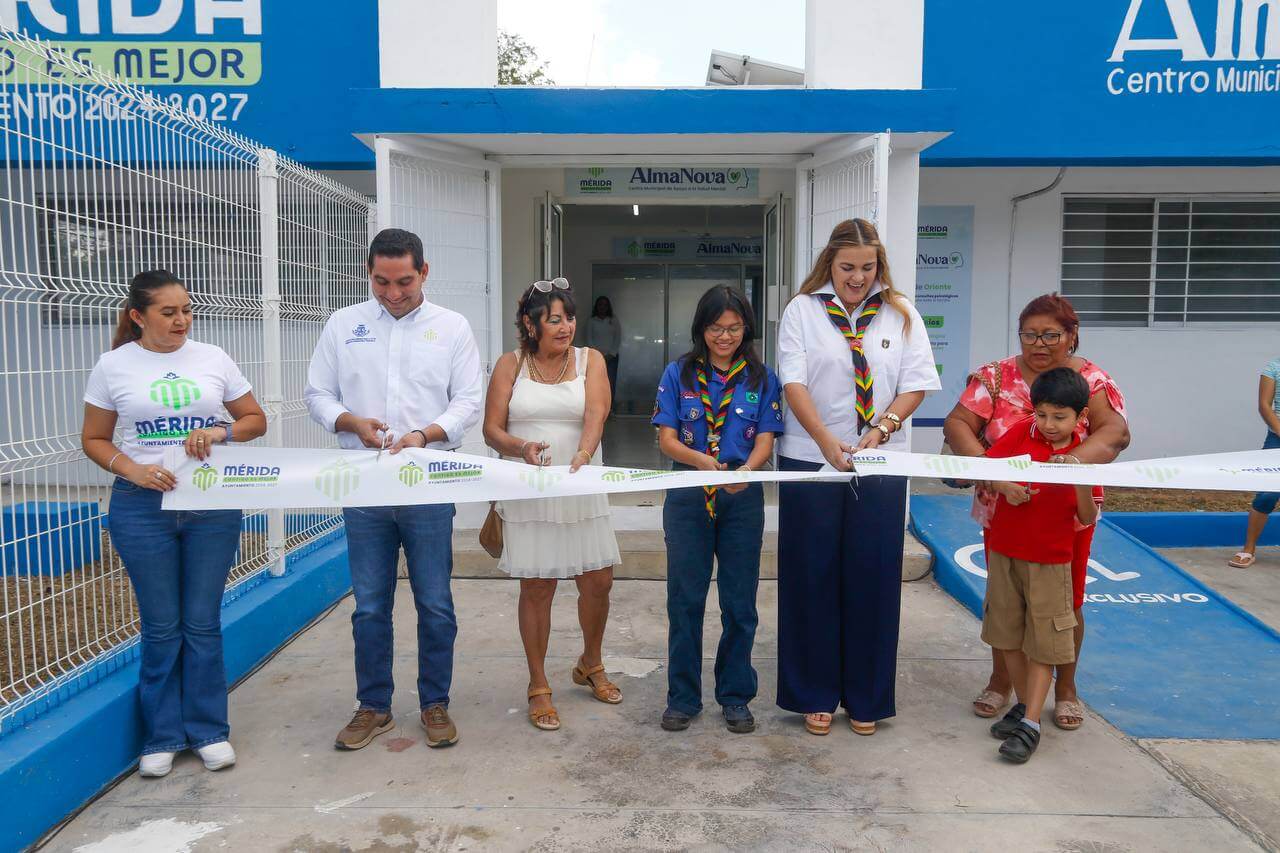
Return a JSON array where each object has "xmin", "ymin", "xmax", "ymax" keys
[
  {"xmin": 776, "ymin": 456, "xmax": 907, "ymax": 720},
  {"xmin": 663, "ymin": 481, "xmax": 764, "ymax": 715}
]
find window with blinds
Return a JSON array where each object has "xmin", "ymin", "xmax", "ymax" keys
[{"xmin": 1061, "ymin": 197, "xmax": 1280, "ymax": 326}]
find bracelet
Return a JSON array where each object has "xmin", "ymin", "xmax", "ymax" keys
[
  {"xmin": 518, "ymin": 440, "xmax": 530, "ymax": 458},
  {"xmin": 222, "ymin": 421, "xmax": 234, "ymax": 443},
  {"xmin": 883, "ymin": 412, "xmax": 903, "ymax": 430},
  {"xmin": 412, "ymin": 428, "xmax": 428, "ymax": 446},
  {"xmin": 876, "ymin": 423, "xmax": 892, "ymax": 440},
  {"xmin": 107, "ymin": 452, "xmax": 123, "ymax": 473}
]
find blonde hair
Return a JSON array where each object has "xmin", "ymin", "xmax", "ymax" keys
[{"xmin": 796, "ymin": 218, "xmax": 911, "ymax": 332}]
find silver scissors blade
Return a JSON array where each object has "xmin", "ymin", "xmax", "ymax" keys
[{"xmin": 376, "ymin": 431, "xmax": 390, "ymax": 461}]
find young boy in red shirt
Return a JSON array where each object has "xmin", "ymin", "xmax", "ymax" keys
[{"xmin": 981, "ymin": 367, "xmax": 1099, "ymax": 763}]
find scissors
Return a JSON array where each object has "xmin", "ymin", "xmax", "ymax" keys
[{"xmin": 376, "ymin": 430, "xmax": 391, "ymax": 462}]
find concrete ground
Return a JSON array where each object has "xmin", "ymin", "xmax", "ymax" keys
[{"xmin": 53, "ymin": 577, "xmax": 1268, "ymax": 852}]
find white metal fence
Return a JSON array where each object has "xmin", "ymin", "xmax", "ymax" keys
[{"xmin": 0, "ymin": 25, "xmax": 373, "ymax": 731}]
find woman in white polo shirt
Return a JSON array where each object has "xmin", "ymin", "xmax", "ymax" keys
[
  {"xmin": 775, "ymin": 219, "xmax": 940, "ymax": 737},
  {"xmin": 81, "ymin": 270, "xmax": 267, "ymax": 778}
]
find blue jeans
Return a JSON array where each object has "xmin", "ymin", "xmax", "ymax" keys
[
  {"xmin": 663, "ymin": 481, "xmax": 763, "ymax": 715},
  {"xmin": 342, "ymin": 504, "xmax": 456, "ymax": 711},
  {"xmin": 108, "ymin": 479, "xmax": 242, "ymax": 755},
  {"xmin": 1252, "ymin": 431, "xmax": 1280, "ymax": 514}
]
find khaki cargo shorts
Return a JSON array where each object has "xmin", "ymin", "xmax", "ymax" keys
[{"xmin": 980, "ymin": 549, "xmax": 1078, "ymax": 666}]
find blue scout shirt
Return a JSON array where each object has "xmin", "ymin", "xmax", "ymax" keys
[{"xmin": 651, "ymin": 358, "xmax": 784, "ymax": 465}]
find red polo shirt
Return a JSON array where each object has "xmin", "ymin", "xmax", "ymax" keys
[{"xmin": 984, "ymin": 422, "xmax": 1085, "ymax": 564}]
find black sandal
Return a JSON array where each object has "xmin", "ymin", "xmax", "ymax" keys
[{"xmin": 998, "ymin": 724, "xmax": 1040, "ymax": 764}]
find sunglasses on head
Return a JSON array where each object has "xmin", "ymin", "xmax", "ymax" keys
[{"xmin": 528, "ymin": 277, "xmax": 570, "ymax": 295}]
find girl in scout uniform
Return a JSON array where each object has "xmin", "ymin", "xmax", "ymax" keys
[{"xmin": 651, "ymin": 285, "xmax": 784, "ymax": 734}]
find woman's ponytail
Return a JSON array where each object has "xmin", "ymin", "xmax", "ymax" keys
[{"xmin": 111, "ymin": 270, "xmax": 182, "ymax": 349}]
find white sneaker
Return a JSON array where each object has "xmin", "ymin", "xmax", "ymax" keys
[
  {"xmin": 138, "ymin": 751, "xmax": 175, "ymax": 777},
  {"xmin": 196, "ymin": 740, "xmax": 236, "ymax": 771}
]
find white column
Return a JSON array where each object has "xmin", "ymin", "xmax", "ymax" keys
[
  {"xmin": 805, "ymin": 0, "xmax": 924, "ymax": 89},
  {"xmin": 378, "ymin": 0, "xmax": 497, "ymax": 87},
  {"xmin": 885, "ymin": 147, "xmax": 921, "ymax": 300},
  {"xmin": 257, "ymin": 148, "xmax": 286, "ymax": 576}
]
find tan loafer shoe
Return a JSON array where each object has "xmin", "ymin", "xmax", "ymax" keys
[{"xmin": 421, "ymin": 704, "xmax": 458, "ymax": 748}]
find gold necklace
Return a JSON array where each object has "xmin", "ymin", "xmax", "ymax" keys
[{"xmin": 529, "ymin": 348, "xmax": 571, "ymax": 384}]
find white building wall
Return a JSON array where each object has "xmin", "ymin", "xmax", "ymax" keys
[
  {"xmin": 377, "ymin": 0, "xmax": 497, "ymax": 88},
  {"xmin": 917, "ymin": 165, "xmax": 1280, "ymax": 460},
  {"xmin": 806, "ymin": 0, "xmax": 923, "ymax": 88}
]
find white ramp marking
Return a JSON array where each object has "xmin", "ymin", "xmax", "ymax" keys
[
  {"xmin": 314, "ymin": 791, "xmax": 376, "ymax": 814},
  {"xmin": 75, "ymin": 818, "xmax": 223, "ymax": 853}
]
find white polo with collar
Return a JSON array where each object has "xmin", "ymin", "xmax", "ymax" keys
[
  {"xmin": 776, "ymin": 282, "xmax": 940, "ymax": 463},
  {"xmin": 304, "ymin": 297, "xmax": 483, "ymax": 451}
]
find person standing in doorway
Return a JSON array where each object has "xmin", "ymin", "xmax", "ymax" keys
[
  {"xmin": 1229, "ymin": 355, "xmax": 1280, "ymax": 568},
  {"xmin": 587, "ymin": 296, "xmax": 621, "ymax": 412},
  {"xmin": 305, "ymin": 228, "xmax": 483, "ymax": 751},
  {"xmin": 82, "ymin": 270, "xmax": 268, "ymax": 778},
  {"xmin": 775, "ymin": 218, "xmax": 940, "ymax": 737},
  {"xmin": 652, "ymin": 285, "xmax": 784, "ymax": 735}
]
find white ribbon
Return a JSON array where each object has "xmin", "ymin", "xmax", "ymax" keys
[{"xmin": 159, "ymin": 446, "xmax": 1280, "ymax": 511}]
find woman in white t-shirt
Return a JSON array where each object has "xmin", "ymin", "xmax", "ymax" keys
[{"xmin": 81, "ymin": 270, "xmax": 266, "ymax": 779}]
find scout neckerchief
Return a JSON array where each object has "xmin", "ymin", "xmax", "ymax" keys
[
  {"xmin": 696, "ymin": 356, "xmax": 747, "ymax": 519},
  {"xmin": 817, "ymin": 291, "xmax": 883, "ymax": 433}
]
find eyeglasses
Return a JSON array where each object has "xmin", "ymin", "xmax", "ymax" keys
[
  {"xmin": 1018, "ymin": 330, "xmax": 1065, "ymax": 346},
  {"xmin": 528, "ymin": 277, "xmax": 570, "ymax": 295},
  {"xmin": 707, "ymin": 324, "xmax": 745, "ymax": 338}
]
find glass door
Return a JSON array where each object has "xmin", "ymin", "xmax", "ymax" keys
[
  {"xmin": 589, "ymin": 263, "xmax": 666, "ymax": 416},
  {"xmin": 666, "ymin": 264, "xmax": 745, "ymax": 360}
]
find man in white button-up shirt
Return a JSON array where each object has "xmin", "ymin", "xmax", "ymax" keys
[{"xmin": 305, "ymin": 228, "xmax": 483, "ymax": 752}]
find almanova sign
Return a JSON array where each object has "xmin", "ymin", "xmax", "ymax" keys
[
  {"xmin": 566, "ymin": 166, "xmax": 760, "ymax": 197},
  {"xmin": 1107, "ymin": 0, "xmax": 1280, "ymax": 95}
]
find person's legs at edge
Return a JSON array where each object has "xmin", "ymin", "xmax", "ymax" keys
[
  {"xmin": 1235, "ymin": 432, "xmax": 1280, "ymax": 565},
  {"xmin": 520, "ymin": 578, "xmax": 558, "ymax": 722}
]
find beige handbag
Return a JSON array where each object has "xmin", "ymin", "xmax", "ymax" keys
[{"xmin": 478, "ymin": 352, "xmax": 526, "ymax": 559}]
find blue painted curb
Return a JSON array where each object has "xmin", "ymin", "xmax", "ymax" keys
[
  {"xmin": 0, "ymin": 536, "xmax": 351, "ymax": 853},
  {"xmin": 1107, "ymin": 511, "xmax": 1280, "ymax": 549}
]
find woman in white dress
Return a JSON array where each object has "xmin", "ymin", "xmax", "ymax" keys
[{"xmin": 483, "ymin": 278, "xmax": 622, "ymax": 731}]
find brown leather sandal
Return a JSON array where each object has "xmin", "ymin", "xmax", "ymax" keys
[
  {"xmin": 527, "ymin": 687, "xmax": 560, "ymax": 731},
  {"xmin": 804, "ymin": 713, "xmax": 832, "ymax": 735},
  {"xmin": 572, "ymin": 658, "xmax": 622, "ymax": 704},
  {"xmin": 849, "ymin": 718, "xmax": 877, "ymax": 736}
]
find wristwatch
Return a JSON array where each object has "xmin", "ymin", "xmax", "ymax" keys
[{"xmin": 882, "ymin": 412, "xmax": 902, "ymax": 431}]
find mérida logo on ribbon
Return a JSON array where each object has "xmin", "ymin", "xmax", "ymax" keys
[{"xmin": 315, "ymin": 459, "xmax": 359, "ymax": 502}]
